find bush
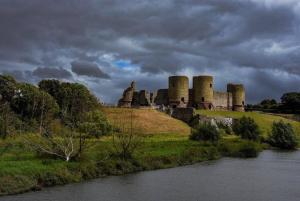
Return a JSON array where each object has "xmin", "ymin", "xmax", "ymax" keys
[
  {"xmin": 190, "ymin": 123, "xmax": 220, "ymax": 143},
  {"xmin": 232, "ymin": 116, "xmax": 261, "ymax": 141},
  {"xmin": 268, "ymin": 120, "xmax": 298, "ymax": 150},
  {"xmin": 238, "ymin": 141, "xmax": 260, "ymax": 157},
  {"xmin": 78, "ymin": 110, "xmax": 112, "ymax": 138},
  {"xmin": 217, "ymin": 122, "xmax": 232, "ymax": 135},
  {"xmin": 218, "ymin": 139, "xmax": 261, "ymax": 158}
]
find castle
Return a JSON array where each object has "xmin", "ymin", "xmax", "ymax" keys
[{"xmin": 118, "ymin": 75, "xmax": 245, "ymax": 112}]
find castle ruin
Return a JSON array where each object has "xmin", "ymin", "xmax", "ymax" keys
[{"xmin": 118, "ymin": 75, "xmax": 245, "ymax": 112}]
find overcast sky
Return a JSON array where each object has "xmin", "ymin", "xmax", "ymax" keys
[{"xmin": 0, "ymin": 0, "xmax": 299, "ymax": 104}]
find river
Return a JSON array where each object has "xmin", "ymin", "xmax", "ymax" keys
[{"xmin": 1, "ymin": 150, "xmax": 300, "ymax": 201}]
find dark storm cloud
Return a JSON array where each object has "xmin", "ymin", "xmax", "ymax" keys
[
  {"xmin": 2, "ymin": 70, "xmax": 27, "ymax": 82},
  {"xmin": 245, "ymin": 70, "xmax": 300, "ymax": 103},
  {"xmin": 32, "ymin": 67, "xmax": 72, "ymax": 79},
  {"xmin": 71, "ymin": 61, "xmax": 110, "ymax": 79},
  {"xmin": 0, "ymin": 0, "xmax": 299, "ymax": 103}
]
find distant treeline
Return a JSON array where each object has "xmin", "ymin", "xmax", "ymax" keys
[{"xmin": 246, "ymin": 92, "xmax": 300, "ymax": 114}]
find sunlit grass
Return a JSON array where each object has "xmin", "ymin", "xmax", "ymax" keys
[
  {"xmin": 103, "ymin": 107, "xmax": 191, "ymax": 135},
  {"xmin": 196, "ymin": 110, "xmax": 300, "ymax": 139}
]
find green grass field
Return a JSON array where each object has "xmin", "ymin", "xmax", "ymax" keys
[
  {"xmin": 0, "ymin": 133, "xmax": 224, "ymax": 195},
  {"xmin": 196, "ymin": 110, "xmax": 300, "ymax": 139}
]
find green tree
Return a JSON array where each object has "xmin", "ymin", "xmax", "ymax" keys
[
  {"xmin": 0, "ymin": 102, "xmax": 17, "ymax": 138},
  {"xmin": 38, "ymin": 79, "xmax": 61, "ymax": 99},
  {"xmin": 0, "ymin": 75, "xmax": 17, "ymax": 102},
  {"xmin": 268, "ymin": 120, "xmax": 298, "ymax": 150},
  {"xmin": 190, "ymin": 123, "xmax": 220, "ymax": 143},
  {"xmin": 59, "ymin": 83, "xmax": 99, "ymax": 125},
  {"xmin": 260, "ymin": 99, "xmax": 278, "ymax": 110},
  {"xmin": 281, "ymin": 92, "xmax": 300, "ymax": 113},
  {"xmin": 260, "ymin": 99, "xmax": 277, "ymax": 106},
  {"xmin": 78, "ymin": 110, "xmax": 112, "ymax": 138},
  {"xmin": 0, "ymin": 75, "xmax": 18, "ymax": 138},
  {"xmin": 232, "ymin": 116, "xmax": 261, "ymax": 141},
  {"xmin": 39, "ymin": 80, "xmax": 100, "ymax": 126},
  {"xmin": 10, "ymin": 83, "xmax": 59, "ymax": 132}
]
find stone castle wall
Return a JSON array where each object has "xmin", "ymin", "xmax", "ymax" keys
[
  {"xmin": 154, "ymin": 89, "xmax": 169, "ymax": 106},
  {"xmin": 213, "ymin": 91, "xmax": 232, "ymax": 110},
  {"xmin": 118, "ymin": 75, "xmax": 245, "ymax": 111}
]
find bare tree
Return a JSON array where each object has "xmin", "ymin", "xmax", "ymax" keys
[
  {"xmin": 24, "ymin": 122, "xmax": 79, "ymax": 162},
  {"xmin": 39, "ymin": 92, "xmax": 45, "ymax": 135},
  {"xmin": 112, "ymin": 109, "xmax": 143, "ymax": 160}
]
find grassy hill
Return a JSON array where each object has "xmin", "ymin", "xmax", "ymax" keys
[
  {"xmin": 103, "ymin": 107, "xmax": 190, "ymax": 135},
  {"xmin": 196, "ymin": 110, "xmax": 300, "ymax": 139}
]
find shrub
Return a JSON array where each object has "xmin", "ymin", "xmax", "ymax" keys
[
  {"xmin": 218, "ymin": 139, "xmax": 261, "ymax": 158},
  {"xmin": 232, "ymin": 116, "xmax": 261, "ymax": 141},
  {"xmin": 238, "ymin": 141, "xmax": 260, "ymax": 157},
  {"xmin": 190, "ymin": 123, "xmax": 220, "ymax": 143},
  {"xmin": 78, "ymin": 110, "xmax": 112, "ymax": 138},
  {"xmin": 268, "ymin": 120, "xmax": 298, "ymax": 150},
  {"xmin": 217, "ymin": 122, "xmax": 232, "ymax": 135}
]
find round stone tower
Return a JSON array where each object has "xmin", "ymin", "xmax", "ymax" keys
[
  {"xmin": 193, "ymin": 75, "xmax": 214, "ymax": 109},
  {"xmin": 227, "ymin": 83, "xmax": 245, "ymax": 111},
  {"xmin": 168, "ymin": 76, "xmax": 189, "ymax": 107}
]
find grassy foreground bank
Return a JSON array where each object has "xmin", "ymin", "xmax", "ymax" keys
[
  {"xmin": 0, "ymin": 133, "xmax": 261, "ymax": 196},
  {"xmin": 2, "ymin": 108, "xmax": 281, "ymax": 196}
]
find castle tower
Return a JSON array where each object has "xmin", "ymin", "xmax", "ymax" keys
[
  {"xmin": 193, "ymin": 75, "xmax": 214, "ymax": 109},
  {"xmin": 168, "ymin": 76, "xmax": 189, "ymax": 108},
  {"xmin": 227, "ymin": 83, "xmax": 245, "ymax": 111}
]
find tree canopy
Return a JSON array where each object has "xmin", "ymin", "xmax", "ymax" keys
[
  {"xmin": 281, "ymin": 92, "xmax": 300, "ymax": 113},
  {"xmin": 0, "ymin": 75, "xmax": 17, "ymax": 102}
]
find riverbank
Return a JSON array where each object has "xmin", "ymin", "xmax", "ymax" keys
[
  {"xmin": 2, "ymin": 150, "xmax": 298, "ymax": 201},
  {"xmin": 0, "ymin": 134, "xmax": 262, "ymax": 196}
]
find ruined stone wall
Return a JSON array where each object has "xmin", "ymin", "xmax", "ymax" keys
[
  {"xmin": 171, "ymin": 107, "xmax": 195, "ymax": 123},
  {"xmin": 154, "ymin": 89, "xmax": 169, "ymax": 105},
  {"xmin": 139, "ymin": 90, "xmax": 151, "ymax": 106},
  {"xmin": 131, "ymin": 91, "xmax": 140, "ymax": 106},
  {"xmin": 118, "ymin": 81, "xmax": 136, "ymax": 107},
  {"xmin": 213, "ymin": 91, "xmax": 232, "ymax": 110},
  {"xmin": 117, "ymin": 77, "xmax": 246, "ymax": 112},
  {"xmin": 188, "ymin": 89, "xmax": 194, "ymax": 107}
]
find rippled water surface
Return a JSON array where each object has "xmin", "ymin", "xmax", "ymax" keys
[{"xmin": 1, "ymin": 150, "xmax": 300, "ymax": 201}]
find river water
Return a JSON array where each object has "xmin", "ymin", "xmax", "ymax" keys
[{"xmin": 1, "ymin": 150, "xmax": 300, "ymax": 201}]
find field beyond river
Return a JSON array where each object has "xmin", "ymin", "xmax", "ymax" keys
[{"xmin": 1, "ymin": 108, "xmax": 299, "ymax": 196}]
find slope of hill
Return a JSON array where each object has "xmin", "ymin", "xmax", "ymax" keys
[{"xmin": 103, "ymin": 108, "xmax": 191, "ymax": 135}]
